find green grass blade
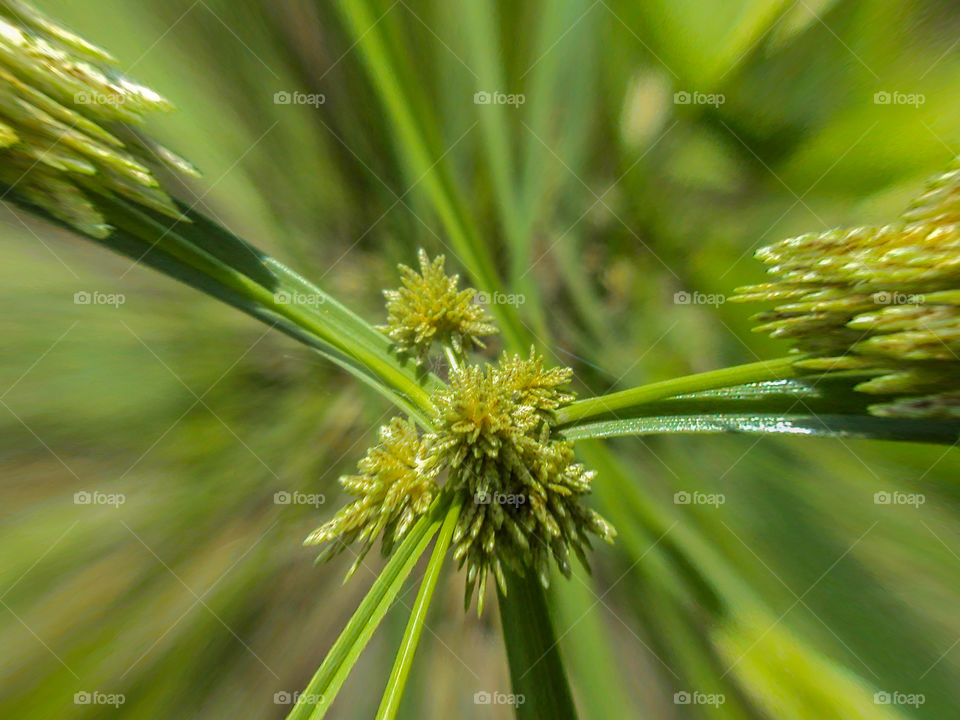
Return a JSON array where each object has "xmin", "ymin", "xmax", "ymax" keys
[
  {"xmin": 286, "ymin": 494, "xmax": 453, "ymax": 720},
  {"xmin": 557, "ymin": 357, "xmax": 799, "ymax": 425},
  {"xmin": 498, "ymin": 568, "xmax": 578, "ymax": 720},
  {"xmin": 4, "ymin": 185, "xmax": 438, "ymax": 415},
  {"xmin": 564, "ymin": 412, "xmax": 960, "ymax": 445},
  {"xmin": 375, "ymin": 495, "xmax": 462, "ymax": 720}
]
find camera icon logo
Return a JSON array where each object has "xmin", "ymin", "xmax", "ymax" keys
[
  {"xmin": 673, "ymin": 291, "xmax": 691, "ymax": 305},
  {"xmin": 674, "ymin": 691, "xmax": 691, "ymax": 704},
  {"xmin": 874, "ymin": 91, "xmax": 891, "ymax": 105},
  {"xmin": 473, "ymin": 91, "xmax": 491, "ymax": 105},
  {"xmin": 474, "ymin": 491, "xmax": 491, "ymax": 505},
  {"xmin": 274, "ymin": 691, "xmax": 292, "ymax": 704},
  {"xmin": 74, "ymin": 692, "xmax": 91, "ymax": 705},
  {"xmin": 74, "ymin": 491, "xmax": 92, "ymax": 505},
  {"xmin": 673, "ymin": 91, "xmax": 691, "ymax": 105},
  {"xmin": 74, "ymin": 291, "xmax": 91, "ymax": 305},
  {"xmin": 274, "ymin": 91, "xmax": 292, "ymax": 105},
  {"xmin": 474, "ymin": 691, "xmax": 492, "ymax": 705},
  {"xmin": 674, "ymin": 491, "xmax": 691, "ymax": 505},
  {"xmin": 874, "ymin": 491, "xmax": 891, "ymax": 505},
  {"xmin": 274, "ymin": 491, "xmax": 292, "ymax": 505},
  {"xmin": 874, "ymin": 691, "xmax": 891, "ymax": 705}
]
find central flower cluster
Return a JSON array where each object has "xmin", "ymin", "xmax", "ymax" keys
[
  {"xmin": 421, "ymin": 352, "xmax": 615, "ymax": 610},
  {"xmin": 307, "ymin": 251, "xmax": 613, "ymax": 612}
]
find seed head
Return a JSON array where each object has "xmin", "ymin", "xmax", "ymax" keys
[
  {"xmin": 304, "ymin": 417, "xmax": 436, "ymax": 580},
  {"xmin": 311, "ymin": 255, "xmax": 611, "ymax": 611},
  {"xmin": 422, "ymin": 350, "xmax": 615, "ymax": 612},
  {"xmin": 381, "ymin": 249, "xmax": 497, "ymax": 361},
  {"xmin": 733, "ymin": 159, "xmax": 960, "ymax": 418},
  {"xmin": 0, "ymin": 0, "xmax": 198, "ymax": 237}
]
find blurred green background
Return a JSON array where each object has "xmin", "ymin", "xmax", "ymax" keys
[{"xmin": 3, "ymin": 0, "xmax": 960, "ymax": 717}]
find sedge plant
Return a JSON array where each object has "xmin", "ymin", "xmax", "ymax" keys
[{"xmin": 4, "ymin": 2, "xmax": 960, "ymax": 718}]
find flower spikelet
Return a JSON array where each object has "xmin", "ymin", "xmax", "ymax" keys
[
  {"xmin": 423, "ymin": 349, "xmax": 615, "ymax": 612},
  {"xmin": 381, "ymin": 249, "xmax": 497, "ymax": 360},
  {"xmin": 733, "ymin": 158, "xmax": 960, "ymax": 419},
  {"xmin": 0, "ymin": 0, "xmax": 198, "ymax": 237},
  {"xmin": 304, "ymin": 417, "xmax": 435, "ymax": 579}
]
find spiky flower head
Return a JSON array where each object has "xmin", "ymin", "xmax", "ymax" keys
[
  {"xmin": 733, "ymin": 158, "xmax": 960, "ymax": 418},
  {"xmin": 381, "ymin": 249, "xmax": 497, "ymax": 360},
  {"xmin": 0, "ymin": 0, "xmax": 198, "ymax": 237},
  {"xmin": 311, "ymin": 254, "xmax": 611, "ymax": 612},
  {"xmin": 422, "ymin": 349, "xmax": 615, "ymax": 612},
  {"xmin": 304, "ymin": 417, "xmax": 435, "ymax": 579}
]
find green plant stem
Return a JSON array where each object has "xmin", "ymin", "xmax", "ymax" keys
[
  {"xmin": 556, "ymin": 356, "xmax": 798, "ymax": 425},
  {"xmin": 498, "ymin": 569, "xmax": 578, "ymax": 720},
  {"xmin": 376, "ymin": 496, "xmax": 462, "ymax": 720}
]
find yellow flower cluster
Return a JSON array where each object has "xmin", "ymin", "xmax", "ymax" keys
[
  {"xmin": 0, "ymin": 0, "xmax": 196, "ymax": 237},
  {"xmin": 309, "ymin": 253, "xmax": 612, "ymax": 611},
  {"xmin": 734, "ymin": 160, "xmax": 960, "ymax": 418},
  {"xmin": 423, "ymin": 350, "xmax": 614, "ymax": 612},
  {"xmin": 304, "ymin": 417, "xmax": 435, "ymax": 580},
  {"xmin": 381, "ymin": 249, "xmax": 497, "ymax": 360}
]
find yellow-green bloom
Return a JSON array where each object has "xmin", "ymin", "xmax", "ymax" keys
[
  {"xmin": 381, "ymin": 249, "xmax": 497, "ymax": 360},
  {"xmin": 422, "ymin": 350, "xmax": 614, "ymax": 612},
  {"xmin": 311, "ymin": 252, "xmax": 612, "ymax": 611},
  {"xmin": 304, "ymin": 417, "xmax": 435, "ymax": 580},
  {"xmin": 734, "ymin": 158, "xmax": 960, "ymax": 418},
  {"xmin": 0, "ymin": 0, "xmax": 197, "ymax": 237}
]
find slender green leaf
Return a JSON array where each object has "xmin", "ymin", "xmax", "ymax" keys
[
  {"xmin": 3, "ymin": 185, "xmax": 440, "ymax": 416},
  {"xmin": 286, "ymin": 494, "xmax": 453, "ymax": 720},
  {"xmin": 557, "ymin": 357, "xmax": 799, "ymax": 425},
  {"xmin": 561, "ymin": 369, "xmax": 960, "ymax": 445},
  {"xmin": 375, "ymin": 495, "xmax": 462, "ymax": 720},
  {"xmin": 564, "ymin": 412, "xmax": 960, "ymax": 445}
]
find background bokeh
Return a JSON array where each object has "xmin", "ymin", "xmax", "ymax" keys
[{"xmin": 3, "ymin": 0, "xmax": 960, "ymax": 717}]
